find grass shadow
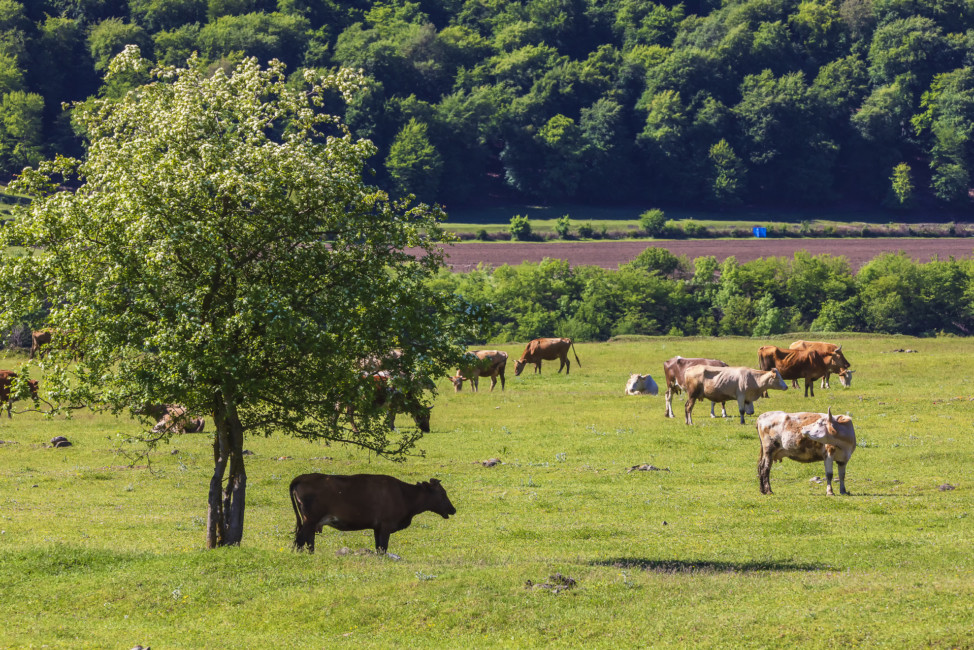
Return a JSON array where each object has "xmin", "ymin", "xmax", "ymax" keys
[{"xmin": 593, "ymin": 557, "xmax": 833, "ymax": 574}]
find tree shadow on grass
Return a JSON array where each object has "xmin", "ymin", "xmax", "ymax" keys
[{"xmin": 592, "ymin": 558, "xmax": 833, "ymax": 574}]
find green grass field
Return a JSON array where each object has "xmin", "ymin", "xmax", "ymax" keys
[{"xmin": 2, "ymin": 335, "xmax": 973, "ymax": 647}]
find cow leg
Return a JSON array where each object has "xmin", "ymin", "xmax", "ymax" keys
[
  {"xmin": 821, "ymin": 373, "xmax": 829, "ymax": 389},
  {"xmin": 823, "ymin": 455, "xmax": 835, "ymax": 496},
  {"xmin": 488, "ymin": 376, "xmax": 497, "ymax": 392},
  {"xmin": 535, "ymin": 362, "xmax": 541, "ymax": 374},
  {"xmin": 804, "ymin": 378, "xmax": 814, "ymax": 398},
  {"xmin": 294, "ymin": 520, "xmax": 318, "ymax": 553},
  {"xmin": 499, "ymin": 372, "xmax": 505, "ymax": 391},
  {"xmin": 737, "ymin": 395, "xmax": 747, "ymax": 424},
  {"xmin": 791, "ymin": 379, "xmax": 799, "ymax": 389},
  {"xmin": 684, "ymin": 397, "xmax": 696, "ymax": 425},
  {"xmin": 374, "ymin": 529, "xmax": 391, "ymax": 554},
  {"xmin": 471, "ymin": 377, "xmax": 479, "ymax": 393},
  {"xmin": 758, "ymin": 449, "xmax": 773, "ymax": 494},
  {"xmin": 664, "ymin": 388, "xmax": 674, "ymax": 418},
  {"xmin": 837, "ymin": 460, "xmax": 849, "ymax": 495}
]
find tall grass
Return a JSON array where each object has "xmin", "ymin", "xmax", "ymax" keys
[{"xmin": 1, "ymin": 335, "xmax": 972, "ymax": 647}]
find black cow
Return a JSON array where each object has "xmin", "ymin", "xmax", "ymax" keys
[{"xmin": 290, "ymin": 473, "xmax": 456, "ymax": 554}]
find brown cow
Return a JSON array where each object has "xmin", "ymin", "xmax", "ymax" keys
[
  {"xmin": 788, "ymin": 341, "xmax": 852, "ymax": 389},
  {"xmin": 662, "ymin": 356, "xmax": 730, "ymax": 419},
  {"xmin": 289, "ymin": 473, "xmax": 456, "ymax": 554},
  {"xmin": 0, "ymin": 370, "xmax": 39, "ymax": 418},
  {"xmin": 513, "ymin": 338, "xmax": 580, "ymax": 376},
  {"xmin": 684, "ymin": 365, "xmax": 787, "ymax": 425},
  {"xmin": 757, "ymin": 407, "xmax": 856, "ymax": 496},
  {"xmin": 758, "ymin": 346, "xmax": 830, "ymax": 397},
  {"xmin": 343, "ymin": 372, "xmax": 432, "ymax": 433},
  {"xmin": 451, "ymin": 350, "xmax": 508, "ymax": 392},
  {"xmin": 29, "ymin": 330, "xmax": 52, "ymax": 359}
]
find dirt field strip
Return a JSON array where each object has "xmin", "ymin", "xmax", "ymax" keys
[{"xmin": 410, "ymin": 238, "xmax": 974, "ymax": 271}]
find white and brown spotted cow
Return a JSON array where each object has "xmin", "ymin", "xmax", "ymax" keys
[{"xmin": 757, "ymin": 407, "xmax": 857, "ymax": 496}]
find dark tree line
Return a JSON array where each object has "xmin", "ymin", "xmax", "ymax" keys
[
  {"xmin": 429, "ymin": 250, "xmax": 974, "ymax": 341},
  {"xmin": 2, "ymin": 0, "xmax": 974, "ymax": 210}
]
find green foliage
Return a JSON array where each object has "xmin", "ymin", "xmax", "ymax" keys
[
  {"xmin": 87, "ymin": 18, "xmax": 152, "ymax": 72},
  {"xmin": 508, "ymin": 213, "xmax": 531, "ymax": 240},
  {"xmin": 385, "ymin": 118, "xmax": 442, "ymax": 201},
  {"xmin": 0, "ymin": 90, "xmax": 43, "ymax": 172},
  {"xmin": 554, "ymin": 214, "xmax": 572, "ymax": 239},
  {"xmin": 887, "ymin": 162, "xmax": 914, "ymax": 207},
  {"xmin": 638, "ymin": 208, "xmax": 666, "ymax": 236},
  {"xmin": 0, "ymin": 49, "xmax": 474, "ymax": 546}
]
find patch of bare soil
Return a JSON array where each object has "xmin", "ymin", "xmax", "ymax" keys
[{"xmin": 410, "ymin": 238, "xmax": 974, "ymax": 271}]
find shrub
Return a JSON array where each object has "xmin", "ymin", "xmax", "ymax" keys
[
  {"xmin": 683, "ymin": 221, "xmax": 706, "ymax": 238},
  {"xmin": 475, "ymin": 229, "xmax": 489, "ymax": 241},
  {"xmin": 509, "ymin": 214, "xmax": 531, "ymax": 240},
  {"xmin": 639, "ymin": 209, "xmax": 667, "ymax": 237},
  {"xmin": 554, "ymin": 215, "xmax": 572, "ymax": 239},
  {"xmin": 577, "ymin": 222, "xmax": 595, "ymax": 238}
]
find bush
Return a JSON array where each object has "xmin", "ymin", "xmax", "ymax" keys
[
  {"xmin": 475, "ymin": 229, "xmax": 489, "ymax": 241},
  {"xmin": 683, "ymin": 221, "xmax": 706, "ymax": 238},
  {"xmin": 639, "ymin": 209, "xmax": 667, "ymax": 237},
  {"xmin": 509, "ymin": 214, "xmax": 531, "ymax": 240},
  {"xmin": 554, "ymin": 215, "xmax": 572, "ymax": 239},
  {"xmin": 577, "ymin": 222, "xmax": 595, "ymax": 238}
]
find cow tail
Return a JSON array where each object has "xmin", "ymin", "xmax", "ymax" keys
[
  {"xmin": 570, "ymin": 340, "xmax": 581, "ymax": 368},
  {"xmin": 289, "ymin": 478, "xmax": 303, "ymax": 534}
]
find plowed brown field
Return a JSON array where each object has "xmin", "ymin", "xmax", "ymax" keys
[{"xmin": 412, "ymin": 238, "xmax": 974, "ymax": 272}]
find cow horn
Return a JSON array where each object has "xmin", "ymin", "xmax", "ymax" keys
[
  {"xmin": 827, "ymin": 406, "xmax": 834, "ymax": 423},
  {"xmin": 835, "ymin": 344, "xmax": 842, "ymax": 352}
]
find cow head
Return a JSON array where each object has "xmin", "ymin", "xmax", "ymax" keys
[
  {"xmin": 626, "ymin": 373, "xmax": 659, "ymax": 396},
  {"xmin": 513, "ymin": 359, "xmax": 527, "ymax": 376},
  {"xmin": 426, "ymin": 478, "xmax": 456, "ymax": 518},
  {"xmin": 838, "ymin": 368, "xmax": 854, "ymax": 388},
  {"xmin": 830, "ymin": 345, "xmax": 851, "ymax": 370},
  {"xmin": 450, "ymin": 374, "xmax": 466, "ymax": 392},
  {"xmin": 800, "ymin": 407, "xmax": 855, "ymax": 448},
  {"xmin": 763, "ymin": 369, "xmax": 788, "ymax": 392},
  {"xmin": 411, "ymin": 405, "xmax": 432, "ymax": 433}
]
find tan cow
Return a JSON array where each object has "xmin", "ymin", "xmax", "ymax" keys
[
  {"xmin": 757, "ymin": 407, "xmax": 856, "ymax": 496},
  {"xmin": 788, "ymin": 341, "xmax": 852, "ymax": 389},
  {"xmin": 625, "ymin": 373, "xmax": 659, "ymax": 396},
  {"xmin": 684, "ymin": 366, "xmax": 787, "ymax": 425},
  {"xmin": 513, "ymin": 338, "xmax": 580, "ymax": 376},
  {"xmin": 451, "ymin": 350, "xmax": 508, "ymax": 392},
  {"xmin": 29, "ymin": 330, "xmax": 52, "ymax": 359},
  {"xmin": 662, "ymin": 356, "xmax": 730, "ymax": 419},
  {"xmin": 150, "ymin": 405, "xmax": 205, "ymax": 434}
]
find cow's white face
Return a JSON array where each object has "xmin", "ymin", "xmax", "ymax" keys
[
  {"xmin": 626, "ymin": 373, "xmax": 659, "ymax": 395},
  {"xmin": 838, "ymin": 369, "xmax": 854, "ymax": 387},
  {"xmin": 451, "ymin": 375, "xmax": 465, "ymax": 392},
  {"xmin": 513, "ymin": 360, "xmax": 526, "ymax": 376}
]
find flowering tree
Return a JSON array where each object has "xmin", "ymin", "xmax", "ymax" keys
[{"xmin": 0, "ymin": 47, "xmax": 474, "ymax": 548}]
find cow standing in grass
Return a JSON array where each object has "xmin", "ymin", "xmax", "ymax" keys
[
  {"xmin": 684, "ymin": 365, "xmax": 787, "ymax": 425},
  {"xmin": 662, "ymin": 356, "xmax": 730, "ymax": 419},
  {"xmin": 757, "ymin": 346, "xmax": 831, "ymax": 397},
  {"xmin": 788, "ymin": 341, "xmax": 852, "ymax": 389},
  {"xmin": 513, "ymin": 338, "xmax": 580, "ymax": 376},
  {"xmin": 290, "ymin": 473, "xmax": 456, "ymax": 554},
  {"xmin": 451, "ymin": 350, "xmax": 508, "ymax": 392},
  {"xmin": 757, "ymin": 408, "xmax": 856, "ymax": 496}
]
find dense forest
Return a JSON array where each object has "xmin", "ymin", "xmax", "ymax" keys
[
  {"xmin": 1, "ymin": 0, "xmax": 973, "ymax": 210},
  {"xmin": 432, "ymin": 250, "xmax": 974, "ymax": 340}
]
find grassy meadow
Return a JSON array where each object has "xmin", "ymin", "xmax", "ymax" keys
[{"xmin": 1, "ymin": 335, "xmax": 973, "ymax": 648}]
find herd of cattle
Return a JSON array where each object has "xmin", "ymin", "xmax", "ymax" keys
[{"xmin": 2, "ymin": 333, "xmax": 859, "ymax": 555}]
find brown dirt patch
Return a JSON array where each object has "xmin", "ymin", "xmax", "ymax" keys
[{"xmin": 411, "ymin": 238, "xmax": 974, "ymax": 271}]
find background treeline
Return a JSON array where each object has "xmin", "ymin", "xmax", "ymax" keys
[
  {"xmin": 2, "ymin": 0, "xmax": 974, "ymax": 210},
  {"xmin": 430, "ymin": 250, "xmax": 974, "ymax": 341}
]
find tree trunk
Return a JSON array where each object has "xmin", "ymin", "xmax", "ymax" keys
[{"xmin": 206, "ymin": 392, "xmax": 247, "ymax": 548}]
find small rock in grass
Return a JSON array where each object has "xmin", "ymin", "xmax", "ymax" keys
[
  {"xmin": 50, "ymin": 436, "xmax": 71, "ymax": 448},
  {"xmin": 810, "ymin": 476, "xmax": 824, "ymax": 484},
  {"xmin": 481, "ymin": 458, "xmax": 502, "ymax": 467},
  {"xmin": 242, "ymin": 449, "xmax": 254, "ymax": 455},
  {"xmin": 939, "ymin": 483, "xmax": 955, "ymax": 491},
  {"xmin": 628, "ymin": 464, "xmax": 669, "ymax": 473}
]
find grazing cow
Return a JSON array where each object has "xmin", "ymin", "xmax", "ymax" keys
[
  {"xmin": 150, "ymin": 405, "xmax": 205, "ymax": 434},
  {"xmin": 684, "ymin": 366, "xmax": 787, "ymax": 425},
  {"xmin": 625, "ymin": 373, "xmax": 659, "ymax": 396},
  {"xmin": 0, "ymin": 370, "xmax": 39, "ymax": 418},
  {"xmin": 29, "ymin": 330, "xmax": 52, "ymax": 359},
  {"xmin": 757, "ymin": 407, "xmax": 856, "ymax": 496},
  {"xmin": 343, "ymin": 372, "xmax": 432, "ymax": 433},
  {"xmin": 758, "ymin": 346, "xmax": 831, "ymax": 398},
  {"xmin": 662, "ymin": 356, "xmax": 731, "ymax": 419},
  {"xmin": 837, "ymin": 368, "xmax": 854, "ymax": 387},
  {"xmin": 290, "ymin": 473, "xmax": 456, "ymax": 553},
  {"xmin": 451, "ymin": 350, "xmax": 508, "ymax": 392},
  {"xmin": 788, "ymin": 341, "xmax": 852, "ymax": 389},
  {"xmin": 513, "ymin": 338, "xmax": 580, "ymax": 376},
  {"xmin": 359, "ymin": 348, "xmax": 404, "ymax": 373}
]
